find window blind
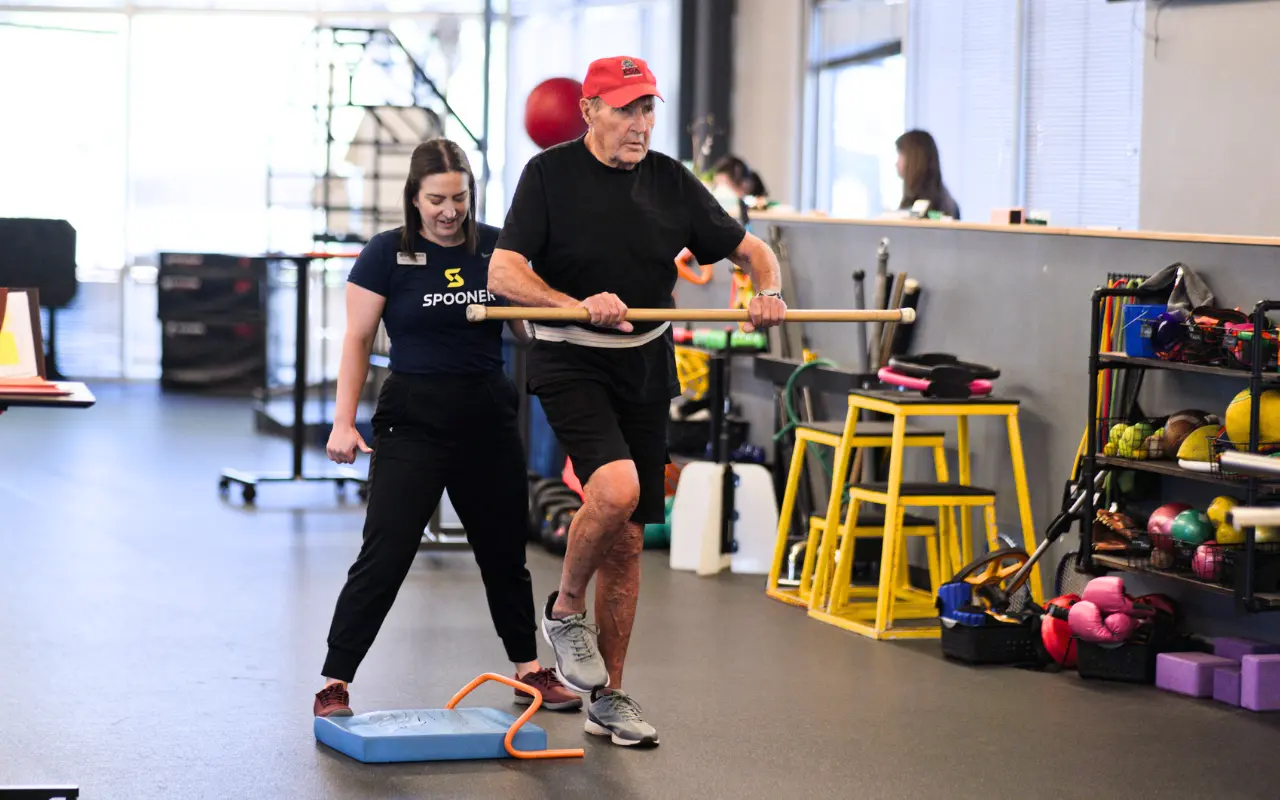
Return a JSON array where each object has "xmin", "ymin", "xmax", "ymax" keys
[
  {"xmin": 906, "ymin": 0, "xmax": 1020, "ymax": 222},
  {"xmin": 1023, "ymin": 0, "xmax": 1144, "ymax": 229}
]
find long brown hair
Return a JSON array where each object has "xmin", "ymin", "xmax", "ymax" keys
[
  {"xmin": 400, "ymin": 138, "xmax": 479, "ymax": 257},
  {"xmin": 895, "ymin": 129, "xmax": 950, "ymax": 211}
]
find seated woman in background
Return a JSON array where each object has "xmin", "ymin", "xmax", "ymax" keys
[
  {"xmin": 712, "ymin": 154, "xmax": 770, "ymax": 209},
  {"xmin": 895, "ymin": 129, "xmax": 960, "ymax": 220}
]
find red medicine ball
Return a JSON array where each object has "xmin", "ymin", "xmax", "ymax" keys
[{"xmin": 525, "ymin": 77, "xmax": 588, "ymax": 150}]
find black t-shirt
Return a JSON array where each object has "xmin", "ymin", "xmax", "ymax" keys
[
  {"xmin": 347, "ymin": 224, "xmax": 506, "ymax": 375},
  {"xmin": 495, "ymin": 137, "xmax": 747, "ymax": 401}
]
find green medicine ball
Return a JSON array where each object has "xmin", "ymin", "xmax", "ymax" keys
[{"xmin": 1171, "ymin": 509, "xmax": 1214, "ymax": 546}]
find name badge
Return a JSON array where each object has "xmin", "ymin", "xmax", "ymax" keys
[{"xmin": 397, "ymin": 252, "xmax": 427, "ymax": 266}]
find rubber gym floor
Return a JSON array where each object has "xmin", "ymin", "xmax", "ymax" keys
[{"xmin": 4, "ymin": 382, "xmax": 1280, "ymax": 799}]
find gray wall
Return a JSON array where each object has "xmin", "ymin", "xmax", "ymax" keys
[
  {"xmin": 680, "ymin": 217, "xmax": 1280, "ymax": 636},
  {"xmin": 729, "ymin": 0, "xmax": 806, "ymax": 205},
  {"xmin": 1140, "ymin": 0, "xmax": 1280, "ymax": 236}
]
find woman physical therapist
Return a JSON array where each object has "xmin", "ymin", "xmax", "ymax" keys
[{"xmin": 313, "ymin": 138, "xmax": 578, "ymax": 717}]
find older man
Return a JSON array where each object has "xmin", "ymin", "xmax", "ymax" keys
[{"xmin": 489, "ymin": 55, "xmax": 786, "ymax": 747}]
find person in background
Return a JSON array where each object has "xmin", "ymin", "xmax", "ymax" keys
[
  {"xmin": 712, "ymin": 154, "xmax": 769, "ymax": 209},
  {"xmin": 895, "ymin": 129, "xmax": 960, "ymax": 220}
]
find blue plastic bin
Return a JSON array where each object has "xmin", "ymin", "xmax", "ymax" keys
[{"xmin": 1122, "ymin": 304, "xmax": 1165, "ymax": 359}]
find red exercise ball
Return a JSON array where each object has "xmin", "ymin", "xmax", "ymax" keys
[{"xmin": 525, "ymin": 77, "xmax": 587, "ymax": 150}]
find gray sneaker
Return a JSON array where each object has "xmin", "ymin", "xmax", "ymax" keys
[
  {"xmin": 541, "ymin": 592, "xmax": 609, "ymax": 693},
  {"xmin": 585, "ymin": 689, "xmax": 659, "ymax": 747}
]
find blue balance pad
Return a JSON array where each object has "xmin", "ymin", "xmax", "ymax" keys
[{"xmin": 314, "ymin": 708, "xmax": 547, "ymax": 763}]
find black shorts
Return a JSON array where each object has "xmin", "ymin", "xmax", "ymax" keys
[{"xmin": 533, "ymin": 378, "xmax": 670, "ymax": 525}]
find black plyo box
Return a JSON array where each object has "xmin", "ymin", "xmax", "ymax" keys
[
  {"xmin": 160, "ymin": 319, "xmax": 266, "ymax": 389},
  {"xmin": 157, "ymin": 252, "xmax": 267, "ymax": 321}
]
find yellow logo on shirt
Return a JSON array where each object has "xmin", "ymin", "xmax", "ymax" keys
[{"xmin": 444, "ymin": 268, "xmax": 464, "ymax": 288}]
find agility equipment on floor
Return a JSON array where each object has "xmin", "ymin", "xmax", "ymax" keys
[{"xmin": 314, "ymin": 673, "xmax": 584, "ymax": 763}]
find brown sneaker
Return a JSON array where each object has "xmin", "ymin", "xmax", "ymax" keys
[
  {"xmin": 314, "ymin": 682, "xmax": 354, "ymax": 718},
  {"xmin": 514, "ymin": 668, "xmax": 583, "ymax": 711}
]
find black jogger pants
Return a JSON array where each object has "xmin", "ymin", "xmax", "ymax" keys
[{"xmin": 322, "ymin": 369, "xmax": 536, "ymax": 682}]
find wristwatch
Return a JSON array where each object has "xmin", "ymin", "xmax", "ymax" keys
[{"xmin": 756, "ymin": 289, "xmax": 782, "ymax": 300}]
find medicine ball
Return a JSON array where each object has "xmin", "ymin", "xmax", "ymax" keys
[
  {"xmin": 1225, "ymin": 388, "xmax": 1280, "ymax": 453},
  {"xmin": 525, "ymin": 78, "xmax": 587, "ymax": 150},
  {"xmin": 1147, "ymin": 502, "xmax": 1192, "ymax": 542}
]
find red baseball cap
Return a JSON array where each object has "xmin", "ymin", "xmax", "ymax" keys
[{"xmin": 582, "ymin": 55, "xmax": 663, "ymax": 108}]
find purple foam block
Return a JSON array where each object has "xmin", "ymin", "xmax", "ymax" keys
[
  {"xmin": 1214, "ymin": 636, "xmax": 1280, "ymax": 662},
  {"xmin": 1215, "ymin": 664, "xmax": 1242, "ymax": 707},
  {"xmin": 1156, "ymin": 652, "xmax": 1236, "ymax": 698},
  {"xmin": 1242, "ymin": 654, "xmax": 1280, "ymax": 711}
]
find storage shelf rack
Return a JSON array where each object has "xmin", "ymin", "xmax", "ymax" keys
[{"xmin": 1080, "ymin": 288, "xmax": 1280, "ymax": 612}]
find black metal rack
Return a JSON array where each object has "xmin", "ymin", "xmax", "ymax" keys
[
  {"xmin": 255, "ymin": 15, "xmax": 494, "ymax": 462},
  {"xmin": 266, "ymin": 22, "xmax": 490, "ymax": 253},
  {"xmin": 1081, "ymin": 287, "xmax": 1280, "ymax": 612}
]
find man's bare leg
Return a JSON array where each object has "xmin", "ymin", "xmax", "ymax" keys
[
  {"xmin": 595, "ymin": 521, "xmax": 644, "ymax": 689},
  {"xmin": 551, "ymin": 460, "xmax": 638, "ymax": 618},
  {"xmin": 542, "ymin": 460, "xmax": 637, "ymax": 694},
  {"xmin": 583, "ymin": 519, "xmax": 658, "ymax": 747}
]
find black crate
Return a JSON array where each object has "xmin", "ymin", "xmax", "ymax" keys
[
  {"xmin": 1076, "ymin": 640, "xmax": 1160, "ymax": 683},
  {"xmin": 160, "ymin": 319, "xmax": 266, "ymax": 391},
  {"xmin": 159, "ymin": 252, "xmax": 269, "ymax": 276},
  {"xmin": 940, "ymin": 618, "xmax": 1041, "ymax": 666},
  {"xmin": 1075, "ymin": 621, "xmax": 1189, "ymax": 683},
  {"xmin": 157, "ymin": 271, "xmax": 265, "ymax": 321}
]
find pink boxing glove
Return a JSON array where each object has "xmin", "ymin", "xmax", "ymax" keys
[
  {"xmin": 1082, "ymin": 576, "xmax": 1134, "ymax": 614},
  {"xmin": 1068, "ymin": 600, "xmax": 1138, "ymax": 643},
  {"xmin": 1068, "ymin": 577, "xmax": 1145, "ymax": 644}
]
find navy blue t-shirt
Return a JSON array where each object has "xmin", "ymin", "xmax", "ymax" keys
[{"xmin": 347, "ymin": 223, "xmax": 506, "ymax": 375}]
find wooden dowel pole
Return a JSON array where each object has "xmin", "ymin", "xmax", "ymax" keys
[{"xmin": 466, "ymin": 305, "xmax": 916, "ymax": 324}]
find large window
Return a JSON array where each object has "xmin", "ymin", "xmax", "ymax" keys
[
  {"xmin": 814, "ymin": 52, "xmax": 905, "ymax": 218},
  {"xmin": 808, "ymin": 0, "xmax": 1146, "ymax": 228},
  {"xmin": 1, "ymin": 4, "xmax": 504, "ymax": 379},
  {"xmin": 0, "ymin": 14, "xmax": 128, "ymax": 276},
  {"xmin": 806, "ymin": 0, "xmax": 906, "ymax": 216}
]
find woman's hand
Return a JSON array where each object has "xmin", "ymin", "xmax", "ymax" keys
[{"xmin": 327, "ymin": 424, "xmax": 372, "ymax": 464}]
